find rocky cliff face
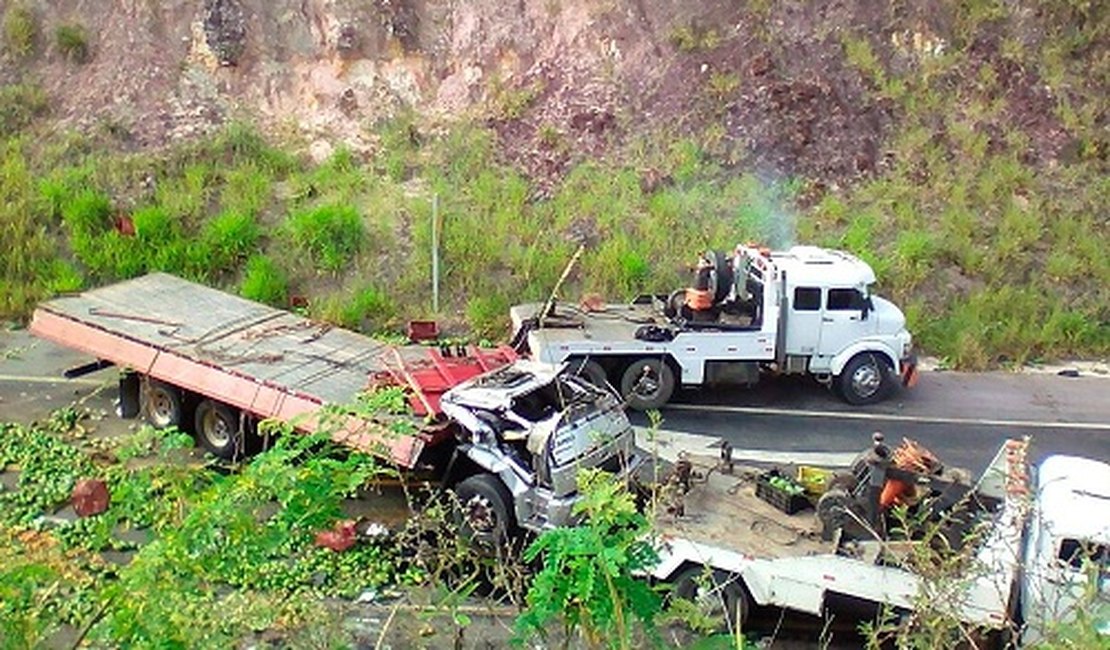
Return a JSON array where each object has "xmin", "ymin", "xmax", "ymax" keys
[
  {"xmin": 4, "ymin": 0, "xmax": 1095, "ymax": 203},
  {"xmin": 2, "ymin": 0, "xmax": 911, "ymax": 185}
]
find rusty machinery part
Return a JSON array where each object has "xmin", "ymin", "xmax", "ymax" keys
[{"xmin": 891, "ymin": 438, "xmax": 941, "ymax": 474}]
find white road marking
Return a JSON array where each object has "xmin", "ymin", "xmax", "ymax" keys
[
  {"xmin": 0, "ymin": 374, "xmax": 106, "ymax": 386},
  {"xmin": 666, "ymin": 403, "xmax": 1110, "ymax": 431}
]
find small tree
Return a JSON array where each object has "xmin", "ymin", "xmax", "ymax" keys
[{"xmin": 514, "ymin": 468, "xmax": 662, "ymax": 649}]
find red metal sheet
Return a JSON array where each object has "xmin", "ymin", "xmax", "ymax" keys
[{"xmin": 30, "ymin": 309, "xmax": 159, "ymax": 372}]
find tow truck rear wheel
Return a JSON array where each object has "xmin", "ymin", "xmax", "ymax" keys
[
  {"xmin": 620, "ymin": 357, "xmax": 675, "ymax": 411},
  {"xmin": 142, "ymin": 378, "xmax": 183, "ymax": 429},
  {"xmin": 453, "ymin": 474, "xmax": 516, "ymax": 550},
  {"xmin": 194, "ymin": 399, "xmax": 243, "ymax": 460},
  {"xmin": 671, "ymin": 565, "xmax": 751, "ymax": 630},
  {"xmin": 837, "ymin": 353, "xmax": 892, "ymax": 405}
]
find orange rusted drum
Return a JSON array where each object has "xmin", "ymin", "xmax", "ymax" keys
[{"xmin": 685, "ymin": 288, "xmax": 714, "ymax": 311}]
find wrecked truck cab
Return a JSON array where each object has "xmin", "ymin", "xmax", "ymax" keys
[{"xmin": 440, "ymin": 359, "xmax": 644, "ymax": 531}]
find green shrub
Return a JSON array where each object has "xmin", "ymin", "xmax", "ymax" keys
[
  {"xmin": 0, "ymin": 83, "xmax": 47, "ymax": 137},
  {"xmin": 465, "ymin": 292, "xmax": 510, "ymax": 341},
  {"xmin": 285, "ymin": 204, "xmax": 364, "ymax": 272},
  {"xmin": 240, "ymin": 254, "xmax": 288, "ymax": 306},
  {"xmin": 2, "ymin": 4, "xmax": 36, "ymax": 59},
  {"xmin": 131, "ymin": 206, "xmax": 178, "ymax": 242},
  {"xmin": 54, "ymin": 24, "xmax": 88, "ymax": 63},
  {"xmin": 313, "ymin": 285, "xmax": 394, "ymax": 331},
  {"xmin": 201, "ymin": 211, "xmax": 260, "ymax": 270}
]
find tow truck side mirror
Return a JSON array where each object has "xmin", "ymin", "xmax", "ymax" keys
[{"xmin": 861, "ymin": 296, "xmax": 873, "ymax": 320}]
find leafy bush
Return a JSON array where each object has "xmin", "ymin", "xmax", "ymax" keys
[
  {"xmin": 54, "ymin": 24, "xmax": 88, "ymax": 63},
  {"xmin": 285, "ymin": 204, "xmax": 365, "ymax": 272},
  {"xmin": 240, "ymin": 254, "xmax": 288, "ymax": 306},
  {"xmin": 515, "ymin": 468, "xmax": 661, "ymax": 648}
]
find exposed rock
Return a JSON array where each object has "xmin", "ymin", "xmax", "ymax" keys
[{"xmin": 203, "ymin": 0, "xmax": 246, "ymax": 67}]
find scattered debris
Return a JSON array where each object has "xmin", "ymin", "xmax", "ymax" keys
[{"xmin": 72, "ymin": 478, "xmax": 110, "ymax": 516}]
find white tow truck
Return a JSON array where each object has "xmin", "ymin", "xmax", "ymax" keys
[
  {"xmin": 511, "ymin": 244, "xmax": 918, "ymax": 409},
  {"xmin": 647, "ymin": 434, "xmax": 1109, "ymax": 644}
]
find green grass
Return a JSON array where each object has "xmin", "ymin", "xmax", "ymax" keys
[
  {"xmin": 240, "ymin": 254, "xmax": 288, "ymax": 306},
  {"xmin": 0, "ymin": 83, "xmax": 47, "ymax": 138},
  {"xmin": 54, "ymin": 23, "xmax": 88, "ymax": 63},
  {"xmin": 2, "ymin": 3, "xmax": 36, "ymax": 59},
  {"xmin": 312, "ymin": 284, "xmax": 395, "ymax": 332},
  {"xmin": 1, "ymin": 10, "xmax": 1106, "ymax": 371},
  {"xmin": 284, "ymin": 204, "xmax": 365, "ymax": 272}
]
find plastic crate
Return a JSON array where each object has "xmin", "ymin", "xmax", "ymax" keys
[
  {"xmin": 796, "ymin": 465, "xmax": 833, "ymax": 496},
  {"xmin": 756, "ymin": 471, "xmax": 812, "ymax": 515}
]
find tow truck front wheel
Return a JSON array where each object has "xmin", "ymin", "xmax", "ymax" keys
[
  {"xmin": 453, "ymin": 474, "xmax": 516, "ymax": 550},
  {"xmin": 671, "ymin": 565, "xmax": 751, "ymax": 631},
  {"xmin": 194, "ymin": 399, "xmax": 243, "ymax": 460},
  {"xmin": 620, "ymin": 358, "xmax": 676, "ymax": 411},
  {"xmin": 837, "ymin": 353, "xmax": 892, "ymax": 405}
]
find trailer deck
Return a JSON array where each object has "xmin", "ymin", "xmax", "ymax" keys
[
  {"xmin": 654, "ymin": 455, "xmax": 833, "ymax": 559},
  {"xmin": 30, "ymin": 274, "xmax": 449, "ymax": 466}
]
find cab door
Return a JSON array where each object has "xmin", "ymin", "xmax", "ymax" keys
[
  {"xmin": 783, "ymin": 285, "xmax": 822, "ymax": 356},
  {"xmin": 816, "ymin": 287, "xmax": 874, "ymax": 357}
]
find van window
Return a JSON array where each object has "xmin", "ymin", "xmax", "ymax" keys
[
  {"xmin": 794, "ymin": 287, "xmax": 821, "ymax": 311},
  {"xmin": 1058, "ymin": 538, "xmax": 1109, "ymax": 571},
  {"xmin": 827, "ymin": 288, "xmax": 865, "ymax": 310}
]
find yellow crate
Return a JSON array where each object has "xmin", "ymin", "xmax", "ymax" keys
[{"xmin": 796, "ymin": 466, "xmax": 833, "ymax": 496}]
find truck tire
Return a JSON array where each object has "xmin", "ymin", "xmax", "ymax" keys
[
  {"xmin": 620, "ymin": 357, "xmax": 675, "ymax": 410},
  {"xmin": 567, "ymin": 357, "xmax": 608, "ymax": 389},
  {"xmin": 194, "ymin": 399, "xmax": 242, "ymax": 460},
  {"xmin": 671, "ymin": 565, "xmax": 751, "ymax": 630},
  {"xmin": 142, "ymin": 378, "xmax": 183, "ymax": 429},
  {"xmin": 837, "ymin": 353, "xmax": 891, "ymax": 405},
  {"xmin": 453, "ymin": 473, "xmax": 516, "ymax": 549}
]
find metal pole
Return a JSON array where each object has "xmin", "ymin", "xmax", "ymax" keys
[{"xmin": 431, "ymin": 193, "xmax": 440, "ymax": 314}]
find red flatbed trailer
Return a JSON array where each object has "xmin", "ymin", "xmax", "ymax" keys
[{"xmin": 29, "ymin": 273, "xmax": 512, "ymax": 467}]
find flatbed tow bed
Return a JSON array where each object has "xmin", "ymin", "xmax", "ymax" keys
[
  {"xmin": 648, "ymin": 439, "xmax": 1033, "ymax": 633},
  {"xmin": 29, "ymin": 273, "xmax": 504, "ymax": 467}
]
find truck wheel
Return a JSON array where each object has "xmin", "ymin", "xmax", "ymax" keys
[
  {"xmin": 194, "ymin": 399, "xmax": 242, "ymax": 460},
  {"xmin": 620, "ymin": 358, "xmax": 675, "ymax": 410},
  {"xmin": 453, "ymin": 474, "xmax": 516, "ymax": 549},
  {"xmin": 567, "ymin": 358, "xmax": 608, "ymax": 389},
  {"xmin": 143, "ymin": 378, "xmax": 183, "ymax": 429},
  {"xmin": 837, "ymin": 353, "xmax": 891, "ymax": 405},
  {"xmin": 671, "ymin": 565, "xmax": 750, "ymax": 630}
]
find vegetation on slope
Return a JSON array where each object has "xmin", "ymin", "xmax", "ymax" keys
[{"xmin": 0, "ymin": 0, "xmax": 1107, "ymax": 367}]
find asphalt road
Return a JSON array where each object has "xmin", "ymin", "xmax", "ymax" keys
[
  {"xmin": 2, "ymin": 328, "xmax": 1108, "ymax": 473},
  {"xmin": 632, "ymin": 370, "xmax": 1110, "ymax": 473}
]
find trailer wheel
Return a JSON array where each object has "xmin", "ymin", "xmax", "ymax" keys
[
  {"xmin": 837, "ymin": 353, "xmax": 891, "ymax": 405},
  {"xmin": 620, "ymin": 357, "xmax": 675, "ymax": 410},
  {"xmin": 453, "ymin": 474, "xmax": 516, "ymax": 550},
  {"xmin": 671, "ymin": 565, "xmax": 750, "ymax": 630},
  {"xmin": 143, "ymin": 379, "xmax": 183, "ymax": 429},
  {"xmin": 194, "ymin": 399, "xmax": 242, "ymax": 460},
  {"xmin": 567, "ymin": 357, "xmax": 608, "ymax": 389}
]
